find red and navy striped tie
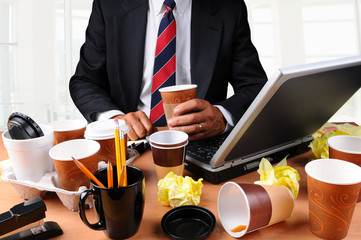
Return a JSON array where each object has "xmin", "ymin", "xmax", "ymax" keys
[{"xmin": 150, "ymin": 0, "xmax": 176, "ymax": 126}]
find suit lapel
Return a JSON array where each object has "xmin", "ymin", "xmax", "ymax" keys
[
  {"xmin": 191, "ymin": 0, "xmax": 222, "ymax": 99},
  {"xmin": 114, "ymin": 0, "xmax": 148, "ymax": 112}
]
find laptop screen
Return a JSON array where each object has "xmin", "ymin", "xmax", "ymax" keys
[{"xmin": 211, "ymin": 55, "xmax": 361, "ymax": 166}]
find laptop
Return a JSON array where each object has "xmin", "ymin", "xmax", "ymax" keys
[{"xmin": 185, "ymin": 55, "xmax": 361, "ymax": 184}]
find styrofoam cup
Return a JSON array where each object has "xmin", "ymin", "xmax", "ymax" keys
[{"xmin": 2, "ymin": 124, "xmax": 54, "ymax": 182}]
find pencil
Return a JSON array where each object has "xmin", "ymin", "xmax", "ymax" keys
[
  {"xmin": 107, "ymin": 161, "xmax": 113, "ymax": 188},
  {"xmin": 119, "ymin": 130, "xmax": 127, "ymax": 187},
  {"xmin": 114, "ymin": 119, "xmax": 122, "ymax": 187},
  {"xmin": 71, "ymin": 156, "xmax": 105, "ymax": 188}
]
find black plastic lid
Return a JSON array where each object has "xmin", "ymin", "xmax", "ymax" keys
[
  {"xmin": 161, "ymin": 205, "xmax": 216, "ymax": 240},
  {"xmin": 7, "ymin": 112, "xmax": 44, "ymax": 139}
]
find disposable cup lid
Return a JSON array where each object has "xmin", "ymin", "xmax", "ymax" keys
[
  {"xmin": 84, "ymin": 119, "xmax": 129, "ymax": 140},
  {"xmin": 7, "ymin": 112, "xmax": 44, "ymax": 139}
]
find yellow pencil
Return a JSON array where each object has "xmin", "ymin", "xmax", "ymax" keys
[
  {"xmin": 114, "ymin": 119, "xmax": 122, "ymax": 187},
  {"xmin": 119, "ymin": 130, "xmax": 127, "ymax": 187},
  {"xmin": 72, "ymin": 157, "xmax": 105, "ymax": 188},
  {"xmin": 107, "ymin": 161, "xmax": 113, "ymax": 188}
]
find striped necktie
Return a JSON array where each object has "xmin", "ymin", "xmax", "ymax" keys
[{"xmin": 150, "ymin": 0, "xmax": 176, "ymax": 126}]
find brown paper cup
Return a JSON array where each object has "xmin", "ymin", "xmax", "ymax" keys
[
  {"xmin": 149, "ymin": 130, "xmax": 189, "ymax": 180},
  {"xmin": 50, "ymin": 119, "xmax": 87, "ymax": 145},
  {"xmin": 217, "ymin": 183, "xmax": 295, "ymax": 238},
  {"xmin": 84, "ymin": 119, "xmax": 129, "ymax": 165},
  {"xmin": 159, "ymin": 84, "xmax": 197, "ymax": 122},
  {"xmin": 305, "ymin": 159, "xmax": 361, "ymax": 240},
  {"xmin": 49, "ymin": 139, "xmax": 100, "ymax": 191},
  {"xmin": 328, "ymin": 135, "xmax": 361, "ymax": 202}
]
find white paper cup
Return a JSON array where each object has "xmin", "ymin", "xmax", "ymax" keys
[
  {"xmin": 218, "ymin": 183, "xmax": 295, "ymax": 238},
  {"xmin": 149, "ymin": 130, "xmax": 188, "ymax": 180},
  {"xmin": 2, "ymin": 124, "xmax": 54, "ymax": 182}
]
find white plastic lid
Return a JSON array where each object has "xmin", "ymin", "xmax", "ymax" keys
[{"xmin": 84, "ymin": 119, "xmax": 129, "ymax": 140}]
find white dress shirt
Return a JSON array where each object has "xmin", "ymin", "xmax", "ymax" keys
[{"xmin": 97, "ymin": 0, "xmax": 234, "ymax": 128}]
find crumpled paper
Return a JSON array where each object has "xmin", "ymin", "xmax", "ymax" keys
[
  {"xmin": 309, "ymin": 123, "xmax": 361, "ymax": 160},
  {"xmin": 157, "ymin": 172, "xmax": 203, "ymax": 207},
  {"xmin": 254, "ymin": 157, "xmax": 300, "ymax": 199}
]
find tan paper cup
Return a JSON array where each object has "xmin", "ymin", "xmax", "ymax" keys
[
  {"xmin": 305, "ymin": 159, "xmax": 361, "ymax": 240},
  {"xmin": 2, "ymin": 124, "xmax": 54, "ymax": 182},
  {"xmin": 328, "ymin": 135, "xmax": 361, "ymax": 202},
  {"xmin": 50, "ymin": 119, "xmax": 87, "ymax": 145},
  {"xmin": 84, "ymin": 119, "xmax": 129, "ymax": 165},
  {"xmin": 217, "ymin": 183, "xmax": 295, "ymax": 238},
  {"xmin": 159, "ymin": 84, "xmax": 197, "ymax": 122},
  {"xmin": 49, "ymin": 139, "xmax": 100, "ymax": 191},
  {"xmin": 149, "ymin": 130, "xmax": 188, "ymax": 180}
]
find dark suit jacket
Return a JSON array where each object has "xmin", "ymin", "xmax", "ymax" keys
[{"xmin": 69, "ymin": 0, "xmax": 267, "ymax": 123}]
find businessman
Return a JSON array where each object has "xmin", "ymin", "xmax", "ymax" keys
[{"xmin": 69, "ymin": 0, "xmax": 267, "ymax": 141}]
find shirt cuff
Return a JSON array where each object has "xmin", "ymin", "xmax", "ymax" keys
[
  {"xmin": 214, "ymin": 105, "xmax": 235, "ymax": 133},
  {"xmin": 96, "ymin": 110, "xmax": 124, "ymax": 121}
]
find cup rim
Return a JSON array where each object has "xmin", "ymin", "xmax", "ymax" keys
[
  {"xmin": 84, "ymin": 119, "xmax": 129, "ymax": 140},
  {"xmin": 159, "ymin": 84, "xmax": 197, "ymax": 93},
  {"xmin": 327, "ymin": 135, "xmax": 361, "ymax": 154},
  {"xmin": 217, "ymin": 182, "xmax": 251, "ymax": 238},
  {"xmin": 150, "ymin": 140, "xmax": 188, "ymax": 149},
  {"xmin": 149, "ymin": 130, "xmax": 188, "ymax": 147},
  {"xmin": 2, "ymin": 124, "xmax": 54, "ymax": 144},
  {"xmin": 305, "ymin": 158, "xmax": 361, "ymax": 185},
  {"xmin": 49, "ymin": 139, "xmax": 100, "ymax": 161},
  {"xmin": 49, "ymin": 119, "xmax": 87, "ymax": 132}
]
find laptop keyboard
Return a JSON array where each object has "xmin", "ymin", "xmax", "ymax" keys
[{"xmin": 186, "ymin": 133, "xmax": 229, "ymax": 164}]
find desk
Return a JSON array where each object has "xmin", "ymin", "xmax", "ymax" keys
[{"xmin": 1, "ymin": 135, "xmax": 360, "ymax": 239}]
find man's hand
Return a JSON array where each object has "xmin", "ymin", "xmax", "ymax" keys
[
  {"xmin": 167, "ymin": 99, "xmax": 226, "ymax": 141},
  {"xmin": 113, "ymin": 111, "xmax": 156, "ymax": 141}
]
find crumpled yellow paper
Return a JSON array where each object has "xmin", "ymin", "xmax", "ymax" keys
[
  {"xmin": 309, "ymin": 123, "xmax": 361, "ymax": 160},
  {"xmin": 254, "ymin": 157, "xmax": 300, "ymax": 199},
  {"xmin": 157, "ymin": 172, "xmax": 203, "ymax": 207}
]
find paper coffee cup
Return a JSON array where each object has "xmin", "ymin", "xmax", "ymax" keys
[
  {"xmin": 49, "ymin": 139, "xmax": 100, "ymax": 191},
  {"xmin": 305, "ymin": 159, "xmax": 361, "ymax": 240},
  {"xmin": 159, "ymin": 84, "xmax": 197, "ymax": 121},
  {"xmin": 218, "ymin": 183, "xmax": 295, "ymax": 238},
  {"xmin": 50, "ymin": 119, "xmax": 87, "ymax": 145},
  {"xmin": 149, "ymin": 130, "xmax": 189, "ymax": 180},
  {"xmin": 84, "ymin": 119, "xmax": 129, "ymax": 165}
]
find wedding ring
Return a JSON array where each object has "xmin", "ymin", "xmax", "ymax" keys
[{"xmin": 198, "ymin": 123, "xmax": 202, "ymax": 132}]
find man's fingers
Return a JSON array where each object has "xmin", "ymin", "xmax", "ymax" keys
[
  {"xmin": 115, "ymin": 111, "xmax": 155, "ymax": 140},
  {"xmin": 173, "ymin": 99, "xmax": 206, "ymax": 116}
]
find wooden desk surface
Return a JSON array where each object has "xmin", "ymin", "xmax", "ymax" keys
[{"xmin": 1, "ymin": 135, "xmax": 360, "ymax": 239}]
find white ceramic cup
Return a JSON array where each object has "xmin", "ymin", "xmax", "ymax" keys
[{"xmin": 2, "ymin": 124, "xmax": 54, "ymax": 182}]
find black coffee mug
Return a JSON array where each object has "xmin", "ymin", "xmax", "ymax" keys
[{"xmin": 79, "ymin": 166, "xmax": 145, "ymax": 239}]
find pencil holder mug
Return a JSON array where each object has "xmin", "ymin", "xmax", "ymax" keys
[{"xmin": 78, "ymin": 166, "xmax": 145, "ymax": 239}]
